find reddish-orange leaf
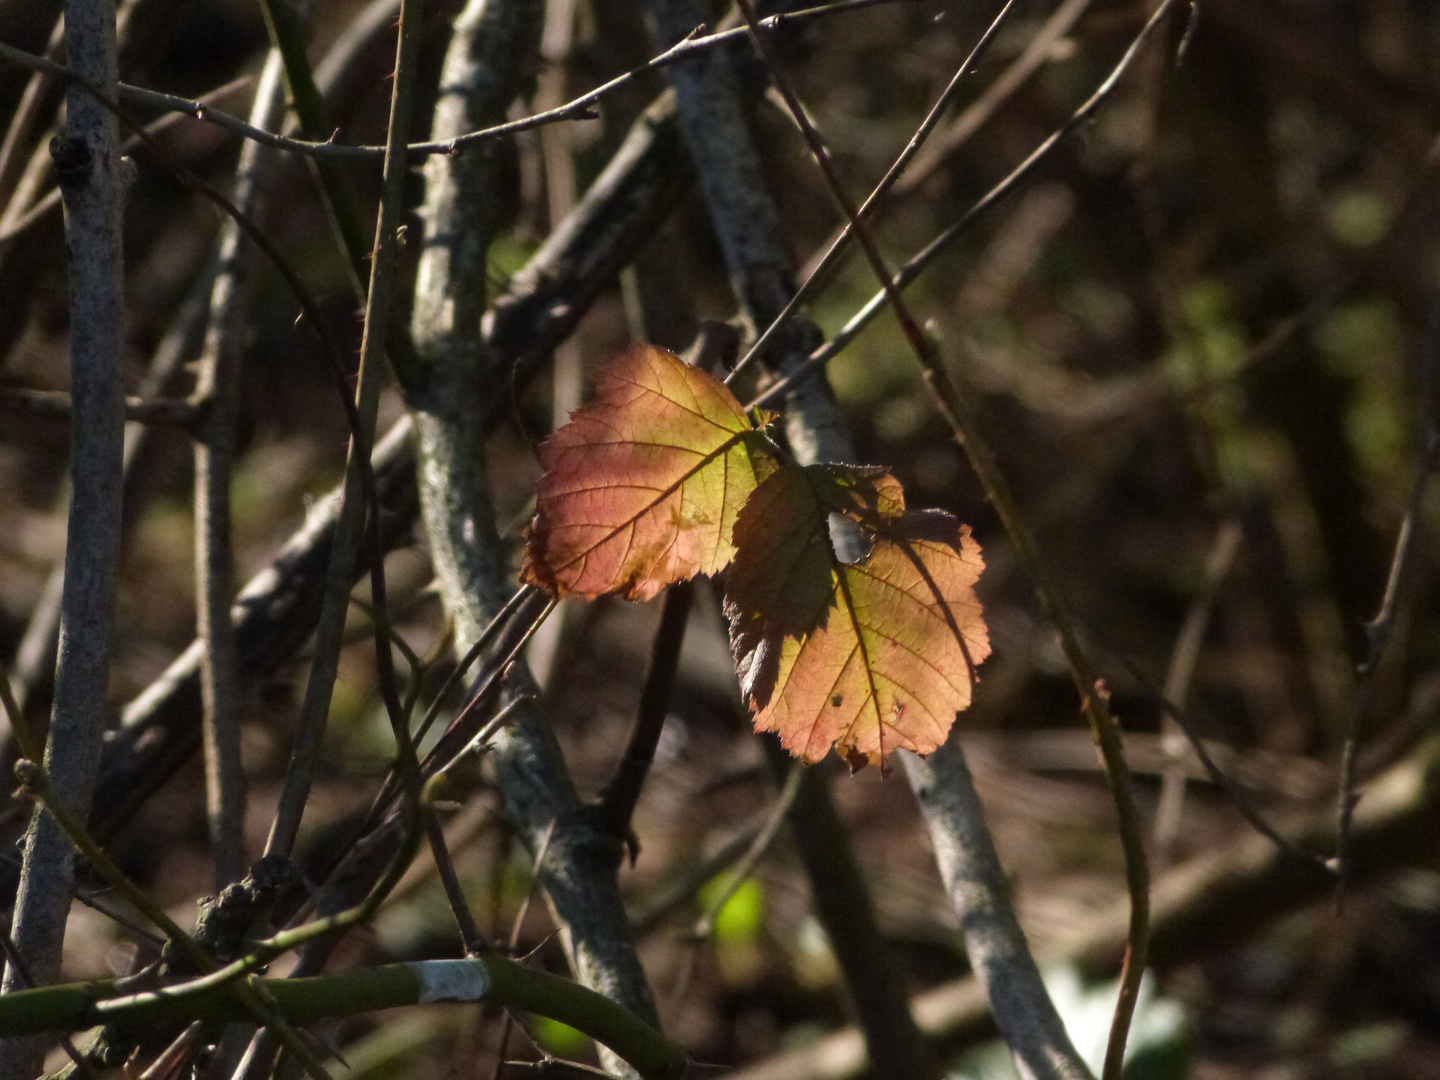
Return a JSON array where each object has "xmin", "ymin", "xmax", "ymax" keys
[
  {"xmin": 727, "ymin": 466, "xmax": 989, "ymax": 774},
  {"xmin": 523, "ymin": 345, "xmax": 775, "ymax": 601}
]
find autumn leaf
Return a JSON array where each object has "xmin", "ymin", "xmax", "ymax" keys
[
  {"xmin": 726, "ymin": 465, "xmax": 989, "ymax": 774},
  {"xmin": 523, "ymin": 345, "xmax": 776, "ymax": 601}
]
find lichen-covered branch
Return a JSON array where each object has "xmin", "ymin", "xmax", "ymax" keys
[
  {"xmin": 0, "ymin": 0, "xmax": 127, "ymax": 1073},
  {"xmin": 405, "ymin": 0, "xmax": 662, "ymax": 1072},
  {"xmin": 902, "ymin": 745, "xmax": 1091, "ymax": 1080}
]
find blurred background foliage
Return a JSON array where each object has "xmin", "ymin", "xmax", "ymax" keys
[{"xmin": 3, "ymin": 0, "xmax": 1440, "ymax": 1077}]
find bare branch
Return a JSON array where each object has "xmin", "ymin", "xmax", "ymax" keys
[
  {"xmin": 1334, "ymin": 276, "xmax": 1440, "ymax": 895},
  {"xmin": 902, "ymin": 744, "xmax": 1091, "ymax": 1080},
  {"xmin": 0, "ymin": 0, "xmax": 127, "ymax": 1072},
  {"xmin": 263, "ymin": 0, "xmax": 427, "ymax": 862},
  {"xmin": 0, "ymin": 387, "xmax": 199, "ymax": 428},
  {"xmin": 403, "ymin": 0, "xmax": 662, "ymax": 1074},
  {"xmin": 192, "ymin": 49, "xmax": 288, "ymax": 889}
]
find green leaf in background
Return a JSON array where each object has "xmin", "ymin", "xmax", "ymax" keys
[
  {"xmin": 702, "ymin": 876, "xmax": 767, "ymax": 948},
  {"xmin": 527, "ymin": 1015, "xmax": 593, "ymax": 1060}
]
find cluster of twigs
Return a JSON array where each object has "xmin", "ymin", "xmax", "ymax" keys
[{"xmin": 2, "ymin": 0, "xmax": 1440, "ymax": 1079}]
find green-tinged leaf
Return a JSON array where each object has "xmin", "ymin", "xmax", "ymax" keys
[
  {"xmin": 522, "ymin": 345, "xmax": 776, "ymax": 600},
  {"xmin": 727, "ymin": 466, "xmax": 989, "ymax": 774},
  {"xmin": 724, "ymin": 465, "xmax": 837, "ymax": 643},
  {"xmin": 806, "ymin": 462, "xmax": 907, "ymax": 523}
]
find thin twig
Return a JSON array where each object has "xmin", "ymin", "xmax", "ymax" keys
[
  {"xmin": 352, "ymin": 593, "xmax": 556, "ymax": 844},
  {"xmin": 749, "ymin": 0, "xmax": 1189, "ymax": 412},
  {"xmin": 1109, "ymin": 653, "xmax": 1332, "ymax": 870},
  {"xmin": 688, "ymin": 763, "xmax": 803, "ymax": 941},
  {"xmin": 0, "ymin": 387, "xmax": 200, "ymax": 428},
  {"xmin": 262, "ymin": 0, "xmax": 426, "ymax": 859},
  {"xmin": 254, "ymin": 0, "xmax": 371, "ymax": 303},
  {"xmin": 136, "ymin": 1022, "xmax": 205, "ymax": 1080},
  {"xmin": 887, "ymin": 0, "xmax": 1096, "ymax": 208},
  {"xmin": 594, "ymin": 584, "xmax": 694, "ymax": 845},
  {"xmin": 487, "ymin": 822, "xmax": 558, "ymax": 1080},
  {"xmin": 1152, "ymin": 519, "xmax": 1243, "ymax": 859},
  {"xmin": 628, "ymin": 824, "xmax": 761, "ymax": 935},
  {"xmin": 412, "ymin": 587, "xmax": 542, "ymax": 749},
  {"xmin": 728, "ymin": 0, "xmax": 1020, "ymax": 383},
  {"xmin": 4, "ymin": 269, "xmax": 212, "ymax": 738},
  {"xmin": 424, "ymin": 603, "xmax": 558, "ymax": 778},
  {"xmin": 1333, "ymin": 279, "xmax": 1440, "ymax": 898},
  {"xmin": 669, "ymin": 764, "xmax": 803, "ymax": 1016},
  {"xmin": 0, "ymin": 1, "xmax": 911, "ymax": 167},
  {"xmin": 0, "ymin": 75, "xmax": 252, "ymax": 246},
  {"xmin": 192, "ymin": 49, "xmax": 287, "ymax": 890},
  {"xmin": 0, "ymin": 13, "xmax": 63, "ymax": 215}
]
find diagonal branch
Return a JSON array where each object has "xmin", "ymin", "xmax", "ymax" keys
[
  {"xmin": 403, "ymin": 0, "xmax": 662, "ymax": 1075},
  {"xmin": 901, "ymin": 744, "xmax": 1090, "ymax": 1080},
  {"xmin": 0, "ymin": 2, "xmax": 913, "ymax": 165}
]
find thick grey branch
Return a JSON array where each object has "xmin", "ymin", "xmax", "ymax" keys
[
  {"xmin": 405, "ymin": 0, "xmax": 661, "ymax": 1072},
  {"xmin": 0, "ymin": 0, "xmax": 127, "ymax": 1076},
  {"xmin": 901, "ymin": 745, "xmax": 1091, "ymax": 1080}
]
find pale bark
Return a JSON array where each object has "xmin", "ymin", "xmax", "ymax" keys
[{"xmin": 0, "ymin": 0, "xmax": 127, "ymax": 1075}]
